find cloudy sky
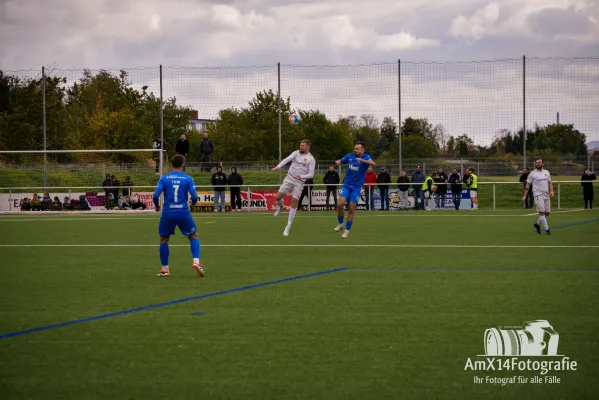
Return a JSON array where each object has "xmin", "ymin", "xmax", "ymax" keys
[{"xmin": 1, "ymin": 0, "xmax": 598, "ymax": 145}]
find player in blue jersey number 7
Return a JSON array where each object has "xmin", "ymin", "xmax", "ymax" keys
[
  {"xmin": 153, "ymin": 155, "xmax": 205, "ymax": 278},
  {"xmin": 335, "ymin": 142, "xmax": 376, "ymax": 239}
]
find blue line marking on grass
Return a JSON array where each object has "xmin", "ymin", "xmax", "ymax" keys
[
  {"xmin": 0, "ymin": 267, "xmax": 347, "ymax": 341},
  {"xmin": 191, "ymin": 312, "xmax": 206, "ymax": 316},
  {"xmin": 530, "ymin": 217, "xmax": 599, "ymax": 233},
  {"xmin": 550, "ymin": 218, "xmax": 599, "ymax": 231},
  {"xmin": 349, "ymin": 266, "xmax": 599, "ymax": 272}
]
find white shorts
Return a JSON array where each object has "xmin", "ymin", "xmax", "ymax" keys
[
  {"xmin": 535, "ymin": 195, "xmax": 551, "ymax": 213},
  {"xmin": 278, "ymin": 176, "xmax": 304, "ymax": 199},
  {"xmin": 470, "ymin": 190, "xmax": 478, "ymax": 198}
]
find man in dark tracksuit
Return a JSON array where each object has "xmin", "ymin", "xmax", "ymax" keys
[
  {"xmin": 377, "ymin": 167, "xmax": 392, "ymax": 211},
  {"xmin": 298, "ymin": 178, "xmax": 314, "ymax": 211},
  {"xmin": 200, "ymin": 133, "xmax": 214, "ymax": 172},
  {"xmin": 175, "ymin": 135, "xmax": 190, "ymax": 171},
  {"xmin": 411, "ymin": 166, "xmax": 425, "ymax": 210},
  {"xmin": 228, "ymin": 167, "xmax": 244, "ymax": 211},
  {"xmin": 211, "ymin": 166, "xmax": 227, "ymax": 211},
  {"xmin": 434, "ymin": 166, "xmax": 447, "ymax": 210},
  {"xmin": 323, "ymin": 166, "xmax": 340, "ymax": 210},
  {"xmin": 519, "ymin": 168, "xmax": 533, "ymax": 209},
  {"xmin": 448, "ymin": 168, "xmax": 462, "ymax": 210}
]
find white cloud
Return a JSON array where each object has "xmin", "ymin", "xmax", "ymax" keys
[{"xmin": 450, "ymin": 3, "xmax": 500, "ymax": 39}]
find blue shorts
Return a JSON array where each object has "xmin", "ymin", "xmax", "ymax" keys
[
  {"xmin": 159, "ymin": 212, "xmax": 197, "ymax": 238},
  {"xmin": 340, "ymin": 186, "xmax": 362, "ymax": 205}
]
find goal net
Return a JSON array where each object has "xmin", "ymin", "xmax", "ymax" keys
[{"xmin": 0, "ymin": 149, "xmax": 166, "ymax": 213}]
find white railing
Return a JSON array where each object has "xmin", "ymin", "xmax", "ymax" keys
[{"xmin": 0, "ymin": 180, "xmax": 593, "ymax": 213}]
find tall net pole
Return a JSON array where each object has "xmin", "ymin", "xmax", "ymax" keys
[
  {"xmin": 398, "ymin": 59, "xmax": 402, "ymax": 172},
  {"xmin": 277, "ymin": 62, "xmax": 282, "ymax": 184},
  {"xmin": 159, "ymin": 65, "xmax": 164, "ymax": 176},
  {"xmin": 523, "ymin": 55, "xmax": 527, "ymax": 168},
  {"xmin": 42, "ymin": 66, "xmax": 47, "ymax": 189}
]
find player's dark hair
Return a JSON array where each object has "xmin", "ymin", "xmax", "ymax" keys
[
  {"xmin": 356, "ymin": 142, "xmax": 366, "ymax": 149},
  {"xmin": 171, "ymin": 154, "xmax": 185, "ymax": 169}
]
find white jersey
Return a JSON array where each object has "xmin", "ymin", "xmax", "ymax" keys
[
  {"xmin": 527, "ymin": 169, "xmax": 551, "ymax": 197},
  {"xmin": 276, "ymin": 150, "xmax": 316, "ymax": 182}
]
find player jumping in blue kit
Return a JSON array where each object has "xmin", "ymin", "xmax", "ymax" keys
[
  {"xmin": 334, "ymin": 142, "xmax": 376, "ymax": 239},
  {"xmin": 153, "ymin": 155, "xmax": 205, "ymax": 277}
]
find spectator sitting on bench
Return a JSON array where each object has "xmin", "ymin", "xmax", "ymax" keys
[
  {"xmin": 129, "ymin": 195, "xmax": 147, "ymax": 210},
  {"xmin": 118, "ymin": 195, "xmax": 131, "ymax": 209},
  {"xmin": 41, "ymin": 193, "xmax": 53, "ymax": 210},
  {"xmin": 51, "ymin": 196, "xmax": 62, "ymax": 211},
  {"xmin": 31, "ymin": 194, "xmax": 42, "ymax": 211},
  {"xmin": 20, "ymin": 197, "xmax": 31, "ymax": 211},
  {"xmin": 105, "ymin": 193, "xmax": 117, "ymax": 209},
  {"xmin": 79, "ymin": 195, "xmax": 91, "ymax": 211}
]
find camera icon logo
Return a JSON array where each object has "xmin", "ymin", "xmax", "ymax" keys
[{"xmin": 484, "ymin": 320, "xmax": 560, "ymax": 356}]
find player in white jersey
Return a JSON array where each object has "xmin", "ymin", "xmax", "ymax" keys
[
  {"xmin": 523, "ymin": 158, "xmax": 554, "ymax": 235},
  {"xmin": 271, "ymin": 140, "xmax": 316, "ymax": 236}
]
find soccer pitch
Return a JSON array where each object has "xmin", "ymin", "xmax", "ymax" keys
[{"xmin": 1, "ymin": 210, "xmax": 598, "ymax": 399}]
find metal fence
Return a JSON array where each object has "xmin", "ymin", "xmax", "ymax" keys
[{"xmin": 2, "ymin": 56, "xmax": 599, "ymax": 186}]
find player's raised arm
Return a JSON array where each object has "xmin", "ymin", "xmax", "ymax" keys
[
  {"xmin": 272, "ymin": 151, "xmax": 297, "ymax": 171},
  {"xmin": 153, "ymin": 177, "xmax": 164, "ymax": 210},
  {"xmin": 336, "ymin": 153, "xmax": 350, "ymax": 165}
]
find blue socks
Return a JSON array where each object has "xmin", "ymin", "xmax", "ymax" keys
[
  {"xmin": 159, "ymin": 242, "xmax": 169, "ymax": 267},
  {"xmin": 338, "ymin": 215, "xmax": 344, "ymax": 224},
  {"xmin": 346, "ymin": 221, "xmax": 353, "ymax": 231},
  {"xmin": 190, "ymin": 237, "xmax": 201, "ymax": 259}
]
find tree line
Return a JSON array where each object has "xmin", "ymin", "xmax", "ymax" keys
[{"xmin": 0, "ymin": 69, "xmax": 589, "ymax": 165}]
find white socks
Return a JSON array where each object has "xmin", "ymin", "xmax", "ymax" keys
[
  {"xmin": 193, "ymin": 258, "xmax": 200, "ymax": 265},
  {"xmin": 537, "ymin": 216, "xmax": 549, "ymax": 231},
  {"xmin": 288, "ymin": 207, "xmax": 297, "ymax": 224}
]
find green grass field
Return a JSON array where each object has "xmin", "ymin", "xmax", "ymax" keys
[{"xmin": 1, "ymin": 210, "xmax": 598, "ymax": 399}]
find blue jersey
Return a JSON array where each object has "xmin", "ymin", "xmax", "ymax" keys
[
  {"xmin": 341, "ymin": 153, "xmax": 372, "ymax": 189},
  {"xmin": 153, "ymin": 172, "xmax": 198, "ymax": 212}
]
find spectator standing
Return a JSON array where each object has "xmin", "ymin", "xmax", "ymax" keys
[
  {"xmin": 464, "ymin": 167, "xmax": 479, "ymax": 209},
  {"xmin": 228, "ymin": 167, "xmax": 244, "ymax": 212},
  {"xmin": 298, "ymin": 178, "xmax": 314, "ymax": 211},
  {"xmin": 200, "ymin": 133, "xmax": 214, "ymax": 172},
  {"xmin": 323, "ymin": 166, "xmax": 340, "ymax": 210},
  {"xmin": 377, "ymin": 167, "xmax": 391, "ymax": 211},
  {"xmin": 435, "ymin": 166, "xmax": 448, "ymax": 210},
  {"xmin": 519, "ymin": 168, "xmax": 533, "ymax": 209},
  {"xmin": 175, "ymin": 134, "xmax": 190, "ymax": 171},
  {"xmin": 152, "ymin": 137, "xmax": 163, "ymax": 174},
  {"xmin": 122, "ymin": 176, "xmax": 133, "ymax": 197},
  {"xmin": 411, "ymin": 166, "xmax": 425, "ymax": 210},
  {"xmin": 211, "ymin": 166, "xmax": 227, "ymax": 212},
  {"xmin": 396, "ymin": 170, "xmax": 411, "ymax": 210},
  {"xmin": 111, "ymin": 175, "xmax": 120, "ymax": 202},
  {"xmin": 102, "ymin": 173, "xmax": 112, "ymax": 203},
  {"xmin": 421, "ymin": 173, "xmax": 436, "ymax": 211},
  {"xmin": 448, "ymin": 168, "xmax": 462, "ymax": 210},
  {"xmin": 364, "ymin": 166, "xmax": 377, "ymax": 210},
  {"xmin": 581, "ymin": 168, "xmax": 596, "ymax": 209}
]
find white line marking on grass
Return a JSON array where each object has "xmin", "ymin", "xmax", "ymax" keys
[
  {"xmin": 523, "ymin": 209, "xmax": 587, "ymax": 216},
  {"xmin": 1, "ymin": 244, "xmax": 597, "ymax": 248}
]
